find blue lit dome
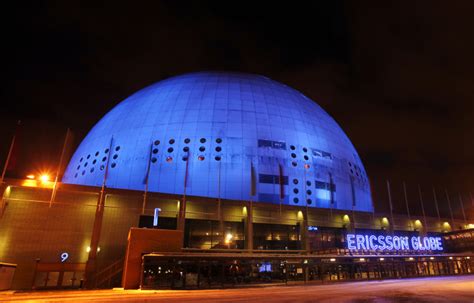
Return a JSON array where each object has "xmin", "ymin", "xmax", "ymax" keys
[{"xmin": 63, "ymin": 72, "xmax": 373, "ymax": 211}]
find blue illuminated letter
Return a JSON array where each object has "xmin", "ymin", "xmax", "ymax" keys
[
  {"xmin": 356, "ymin": 235, "xmax": 366, "ymax": 250},
  {"xmin": 369, "ymin": 235, "xmax": 378, "ymax": 250},
  {"xmin": 347, "ymin": 234, "xmax": 356, "ymax": 249}
]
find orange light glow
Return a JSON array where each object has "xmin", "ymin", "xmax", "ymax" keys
[
  {"xmin": 26, "ymin": 174, "xmax": 35, "ymax": 179},
  {"xmin": 40, "ymin": 174, "xmax": 50, "ymax": 182},
  {"xmin": 21, "ymin": 179, "xmax": 38, "ymax": 187}
]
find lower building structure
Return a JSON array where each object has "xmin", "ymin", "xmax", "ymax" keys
[{"xmin": 0, "ymin": 180, "xmax": 472, "ymax": 290}]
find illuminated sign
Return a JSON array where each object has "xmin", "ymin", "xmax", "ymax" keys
[
  {"xmin": 308, "ymin": 226, "xmax": 319, "ymax": 231},
  {"xmin": 346, "ymin": 234, "xmax": 443, "ymax": 251},
  {"xmin": 60, "ymin": 252, "xmax": 69, "ymax": 263}
]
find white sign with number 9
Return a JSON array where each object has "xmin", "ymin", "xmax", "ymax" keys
[{"xmin": 60, "ymin": 252, "xmax": 69, "ymax": 263}]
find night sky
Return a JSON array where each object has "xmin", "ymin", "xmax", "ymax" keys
[{"xmin": 2, "ymin": 1, "xmax": 473, "ymax": 219}]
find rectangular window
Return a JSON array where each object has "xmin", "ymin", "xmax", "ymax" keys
[
  {"xmin": 315, "ymin": 180, "xmax": 336, "ymax": 192},
  {"xmin": 311, "ymin": 148, "xmax": 332, "ymax": 160},
  {"xmin": 258, "ymin": 139, "xmax": 286, "ymax": 150},
  {"xmin": 259, "ymin": 174, "xmax": 288, "ymax": 185}
]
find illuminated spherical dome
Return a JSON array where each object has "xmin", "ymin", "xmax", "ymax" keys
[{"xmin": 63, "ymin": 72, "xmax": 372, "ymax": 211}]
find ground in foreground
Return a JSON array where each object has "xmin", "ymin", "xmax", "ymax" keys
[{"xmin": 1, "ymin": 276, "xmax": 473, "ymax": 302}]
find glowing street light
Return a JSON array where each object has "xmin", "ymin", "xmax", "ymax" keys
[
  {"xmin": 26, "ymin": 174, "xmax": 35, "ymax": 179},
  {"xmin": 40, "ymin": 174, "xmax": 50, "ymax": 182},
  {"xmin": 224, "ymin": 233, "xmax": 233, "ymax": 244}
]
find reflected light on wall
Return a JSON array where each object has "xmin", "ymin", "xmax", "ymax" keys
[
  {"xmin": 414, "ymin": 220, "xmax": 423, "ymax": 229},
  {"xmin": 297, "ymin": 211, "xmax": 304, "ymax": 220},
  {"xmin": 224, "ymin": 233, "xmax": 233, "ymax": 244},
  {"xmin": 442, "ymin": 221, "xmax": 451, "ymax": 232},
  {"xmin": 343, "ymin": 214, "xmax": 350, "ymax": 224}
]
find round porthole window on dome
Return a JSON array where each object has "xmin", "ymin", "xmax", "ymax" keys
[
  {"xmin": 115, "ymin": 146, "xmax": 120, "ymax": 151},
  {"xmin": 74, "ymin": 173, "xmax": 78, "ymax": 178},
  {"xmin": 166, "ymin": 156, "xmax": 173, "ymax": 163},
  {"xmin": 151, "ymin": 157, "xmax": 157, "ymax": 163},
  {"xmin": 200, "ymin": 138, "xmax": 206, "ymax": 143},
  {"xmin": 292, "ymin": 161, "xmax": 297, "ymax": 167},
  {"xmin": 291, "ymin": 153, "xmax": 296, "ymax": 158},
  {"xmin": 154, "ymin": 140, "xmax": 160, "ymax": 146},
  {"xmin": 293, "ymin": 188, "xmax": 299, "ymax": 194},
  {"xmin": 198, "ymin": 155, "xmax": 205, "ymax": 161},
  {"xmin": 84, "ymin": 162, "xmax": 88, "ymax": 167},
  {"xmin": 290, "ymin": 145, "xmax": 295, "ymax": 150},
  {"xmin": 102, "ymin": 157, "xmax": 107, "ymax": 162},
  {"xmin": 215, "ymin": 146, "xmax": 222, "ymax": 152},
  {"xmin": 113, "ymin": 154, "xmax": 118, "ymax": 159},
  {"xmin": 303, "ymin": 147, "xmax": 308, "ymax": 153},
  {"xmin": 183, "ymin": 146, "xmax": 189, "ymax": 152},
  {"xmin": 293, "ymin": 179, "xmax": 298, "ymax": 185},
  {"xmin": 306, "ymin": 190, "xmax": 312, "ymax": 195},
  {"xmin": 306, "ymin": 181, "xmax": 311, "ymax": 186},
  {"xmin": 199, "ymin": 146, "xmax": 205, "ymax": 152},
  {"xmin": 153, "ymin": 148, "xmax": 159, "ymax": 154},
  {"xmin": 304, "ymin": 155, "xmax": 309, "ymax": 161},
  {"xmin": 215, "ymin": 156, "xmax": 221, "ymax": 161},
  {"xmin": 95, "ymin": 151, "xmax": 99, "ymax": 156},
  {"xmin": 167, "ymin": 147, "xmax": 174, "ymax": 153},
  {"xmin": 169, "ymin": 139, "xmax": 175, "ymax": 144},
  {"xmin": 111, "ymin": 163, "xmax": 116, "ymax": 168},
  {"xmin": 104, "ymin": 148, "xmax": 109, "ymax": 154},
  {"xmin": 87, "ymin": 154, "xmax": 91, "ymax": 159},
  {"xmin": 307, "ymin": 199, "xmax": 312, "ymax": 205},
  {"xmin": 184, "ymin": 138, "xmax": 191, "ymax": 144},
  {"xmin": 100, "ymin": 165, "xmax": 105, "ymax": 170},
  {"xmin": 182, "ymin": 156, "xmax": 188, "ymax": 161},
  {"xmin": 90, "ymin": 168, "xmax": 94, "ymax": 173},
  {"xmin": 80, "ymin": 157, "xmax": 83, "ymax": 163},
  {"xmin": 293, "ymin": 197, "xmax": 299, "ymax": 204},
  {"xmin": 76, "ymin": 165, "xmax": 80, "ymax": 170},
  {"xmin": 216, "ymin": 138, "xmax": 222, "ymax": 143}
]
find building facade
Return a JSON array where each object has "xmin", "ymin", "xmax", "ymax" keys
[{"xmin": 0, "ymin": 72, "xmax": 472, "ymax": 290}]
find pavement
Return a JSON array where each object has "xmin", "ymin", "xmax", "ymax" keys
[{"xmin": 0, "ymin": 275, "xmax": 473, "ymax": 302}]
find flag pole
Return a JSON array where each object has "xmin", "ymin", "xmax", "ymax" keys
[
  {"xmin": 142, "ymin": 143, "xmax": 153, "ymax": 215},
  {"xmin": 386, "ymin": 180, "xmax": 395, "ymax": 233},
  {"xmin": 178, "ymin": 150, "xmax": 190, "ymax": 233},
  {"xmin": 99, "ymin": 137, "xmax": 114, "ymax": 212},
  {"xmin": 248, "ymin": 161, "xmax": 256, "ymax": 251},
  {"xmin": 50, "ymin": 128, "xmax": 71, "ymax": 207},
  {"xmin": 85, "ymin": 136, "xmax": 113, "ymax": 288},
  {"xmin": 217, "ymin": 159, "xmax": 224, "ymax": 243},
  {"xmin": 349, "ymin": 176, "xmax": 357, "ymax": 231},
  {"xmin": 1, "ymin": 121, "xmax": 21, "ymax": 184},
  {"xmin": 402, "ymin": 181, "xmax": 412, "ymax": 230},
  {"xmin": 445, "ymin": 189, "xmax": 454, "ymax": 224},
  {"xmin": 432, "ymin": 187, "xmax": 441, "ymax": 223},
  {"xmin": 458, "ymin": 193, "xmax": 467, "ymax": 227},
  {"xmin": 418, "ymin": 185, "xmax": 427, "ymax": 231}
]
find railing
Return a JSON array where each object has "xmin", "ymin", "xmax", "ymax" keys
[{"xmin": 95, "ymin": 258, "xmax": 124, "ymax": 289}]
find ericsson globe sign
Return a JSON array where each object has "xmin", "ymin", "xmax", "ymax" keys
[{"xmin": 346, "ymin": 234, "xmax": 443, "ymax": 252}]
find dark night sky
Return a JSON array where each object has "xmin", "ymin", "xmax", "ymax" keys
[{"xmin": 1, "ymin": 1, "xmax": 473, "ymax": 219}]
